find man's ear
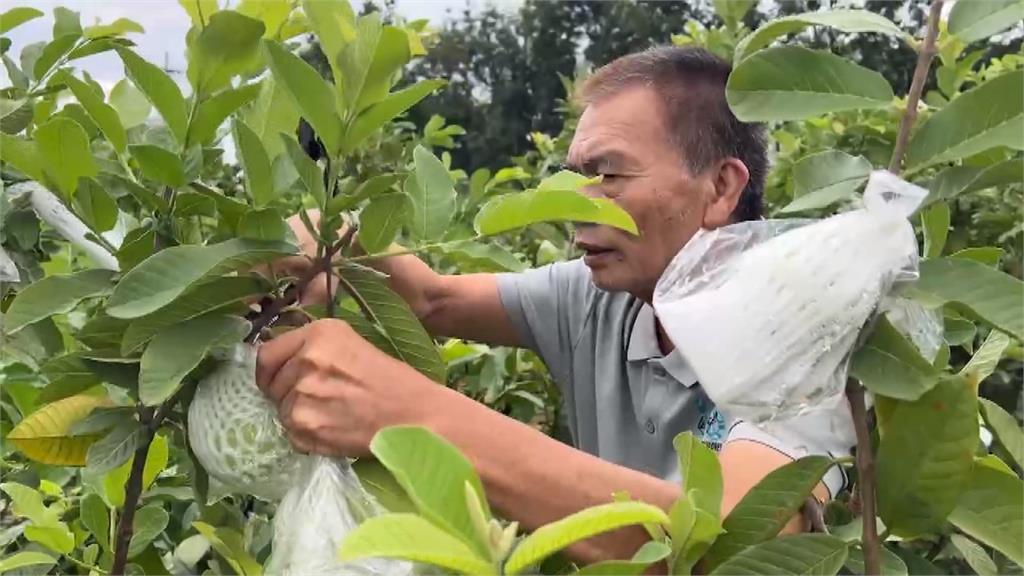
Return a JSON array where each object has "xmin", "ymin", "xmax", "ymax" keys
[{"xmin": 701, "ymin": 158, "xmax": 750, "ymax": 228}]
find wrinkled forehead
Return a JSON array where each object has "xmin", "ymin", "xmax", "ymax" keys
[{"xmin": 568, "ymin": 86, "xmax": 676, "ymax": 168}]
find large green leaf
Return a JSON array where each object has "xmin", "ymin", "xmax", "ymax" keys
[
  {"xmin": 138, "ymin": 313, "xmax": 249, "ymax": 405},
  {"xmin": 340, "ymin": 264, "xmax": 446, "ymax": 382},
  {"xmin": 301, "ymin": 0, "xmax": 356, "ymax": 86},
  {"xmin": 1, "ymin": 98, "xmax": 33, "ymax": 135},
  {"xmin": 0, "ymin": 134, "xmax": 46, "ymax": 183},
  {"xmin": 186, "ymin": 11, "xmax": 264, "ymax": 98},
  {"xmin": 359, "ymin": 193, "xmax": 411, "ymax": 254},
  {"xmin": 129, "ymin": 144, "xmax": 186, "ymax": 188},
  {"xmin": 129, "ymin": 505, "xmax": 169, "ymax": 558},
  {"xmin": 735, "ymin": 9, "xmax": 906, "ymax": 62},
  {"xmin": 85, "ymin": 422, "xmax": 143, "ymax": 475},
  {"xmin": 0, "ymin": 552, "xmax": 57, "ymax": 573},
  {"xmin": 33, "ymin": 34, "xmax": 79, "ymax": 81},
  {"xmin": 906, "ymin": 70, "xmax": 1023, "ymax": 170},
  {"xmin": 233, "ymin": 119, "xmax": 273, "ymax": 207},
  {"xmin": 369, "ymin": 426, "xmax": 492, "ymax": 558},
  {"xmin": 780, "ymin": 150, "xmax": 870, "ymax": 213},
  {"xmin": 430, "ymin": 241, "xmax": 526, "ymax": 273},
  {"xmin": 703, "ymin": 456, "xmax": 834, "ymax": 570},
  {"xmin": 262, "ymin": 40, "xmax": 342, "ymax": 154},
  {"xmin": 961, "ymin": 330, "xmax": 1012, "ymax": 387},
  {"xmin": 876, "ymin": 376, "xmax": 978, "ymax": 537},
  {"xmin": 192, "ymin": 522, "xmax": 263, "ymax": 576},
  {"xmin": 850, "ymin": 315, "xmax": 941, "ymax": 400},
  {"xmin": 75, "ymin": 178, "xmax": 120, "ymax": 233},
  {"xmin": 109, "ymin": 79, "xmax": 152, "ymax": 129},
  {"xmin": 237, "ymin": 207, "xmax": 288, "ymax": 241},
  {"xmin": 475, "ymin": 188, "xmax": 637, "ymax": 236},
  {"xmin": 950, "ymin": 534, "xmax": 998, "ymax": 576},
  {"xmin": 0, "ymin": 7, "xmax": 44, "ymax": 35},
  {"xmin": 674, "ymin": 432, "xmax": 723, "ymax": 517},
  {"xmin": 339, "ymin": 15, "xmax": 410, "ymax": 113},
  {"xmin": 5, "ymin": 269, "xmax": 115, "ymax": 334},
  {"xmin": 80, "ymin": 493, "xmax": 110, "ymax": 550},
  {"xmin": 709, "ymin": 534, "xmax": 848, "ymax": 576},
  {"xmin": 280, "ymin": 134, "xmax": 325, "ymax": 207},
  {"xmin": 35, "ymin": 117, "xmax": 97, "ymax": 199},
  {"xmin": 949, "ymin": 461, "xmax": 1024, "ymax": 567},
  {"xmin": 406, "ymin": 146, "xmax": 456, "ymax": 242},
  {"xmin": 6, "ymin": 394, "xmax": 107, "ymax": 466},
  {"xmin": 60, "ymin": 72, "xmax": 127, "ymax": 153},
  {"xmin": 346, "ymin": 79, "xmax": 446, "ymax": 152},
  {"xmin": 910, "ymin": 257, "xmax": 1024, "ymax": 341},
  {"xmin": 926, "ymin": 159, "xmax": 1024, "ymax": 207},
  {"xmin": 106, "ymin": 238, "xmax": 295, "ymax": 319},
  {"xmin": 187, "ymin": 82, "xmax": 262, "ymax": 146},
  {"xmin": 122, "ymin": 275, "xmax": 267, "ymax": 354},
  {"xmin": 243, "ymin": 76, "xmax": 299, "ymax": 159},
  {"xmin": 948, "ymin": 0, "xmax": 1024, "ymax": 44},
  {"xmin": 338, "ymin": 513, "xmax": 492, "ymax": 575},
  {"xmin": 575, "ymin": 542, "xmax": 672, "ymax": 576},
  {"xmin": 117, "ymin": 48, "xmax": 188, "ymax": 146},
  {"xmin": 505, "ymin": 502, "xmax": 671, "ymax": 575},
  {"xmin": 980, "ymin": 398, "xmax": 1023, "ymax": 471},
  {"xmin": 726, "ymin": 46, "xmax": 894, "ymax": 122},
  {"xmin": 84, "ymin": 17, "xmax": 144, "ymax": 39}
]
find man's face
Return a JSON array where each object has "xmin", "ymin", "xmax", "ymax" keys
[{"xmin": 567, "ymin": 86, "xmax": 712, "ymax": 302}]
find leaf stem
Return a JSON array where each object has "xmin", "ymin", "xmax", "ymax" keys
[{"xmin": 887, "ymin": 0, "xmax": 944, "ymax": 174}]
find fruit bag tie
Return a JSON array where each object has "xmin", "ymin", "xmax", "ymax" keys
[
  {"xmin": 188, "ymin": 343, "xmax": 412, "ymax": 576},
  {"xmin": 652, "ymin": 171, "xmax": 941, "ymax": 433}
]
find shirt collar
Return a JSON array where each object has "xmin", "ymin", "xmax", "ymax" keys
[{"xmin": 627, "ymin": 303, "xmax": 699, "ymax": 387}]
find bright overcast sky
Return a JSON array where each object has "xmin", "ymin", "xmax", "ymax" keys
[{"xmin": 3, "ymin": 0, "xmax": 517, "ymax": 92}]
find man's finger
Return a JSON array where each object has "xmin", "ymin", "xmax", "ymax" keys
[
  {"xmin": 255, "ymin": 326, "xmax": 308, "ymax": 394},
  {"xmin": 265, "ymin": 348, "xmax": 314, "ymax": 405}
]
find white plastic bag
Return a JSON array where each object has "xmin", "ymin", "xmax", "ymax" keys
[
  {"xmin": 652, "ymin": 171, "xmax": 936, "ymax": 425},
  {"xmin": 188, "ymin": 344, "xmax": 412, "ymax": 576}
]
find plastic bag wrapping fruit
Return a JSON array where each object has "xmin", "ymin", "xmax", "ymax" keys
[
  {"xmin": 652, "ymin": 171, "xmax": 941, "ymax": 429},
  {"xmin": 188, "ymin": 343, "xmax": 413, "ymax": 576}
]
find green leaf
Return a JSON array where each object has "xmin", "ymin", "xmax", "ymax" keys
[
  {"xmin": 122, "ymin": 275, "xmax": 267, "ymax": 353},
  {"xmin": 129, "ymin": 144, "xmax": 186, "ymax": 188},
  {"xmin": 850, "ymin": 315, "xmax": 940, "ymax": 401},
  {"xmin": 944, "ymin": 316, "xmax": 977, "ymax": 347},
  {"xmin": 338, "ymin": 513, "xmax": 493, "ymax": 575},
  {"xmin": 980, "ymin": 398, "xmax": 1024, "ymax": 471},
  {"xmin": 301, "ymin": 0, "xmax": 357, "ymax": 85},
  {"xmin": 537, "ymin": 170, "xmax": 601, "ymax": 192},
  {"xmin": 575, "ymin": 541, "xmax": 671, "ymax": 576},
  {"xmin": 921, "ymin": 202, "xmax": 950, "ymax": 258},
  {"xmin": 1, "ymin": 98, "xmax": 33, "ymax": 134},
  {"xmin": 186, "ymin": 11, "xmax": 264, "ymax": 98},
  {"xmin": 5, "ymin": 269, "xmax": 115, "ymax": 334},
  {"xmin": 326, "ymin": 172, "xmax": 403, "ymax": 215},
  {"xmin": 0, "ymin": 134, "xmax": 45, "ymax": 182},
  {"xmin": 949, "ymin": 461, "xmax": 1024, "ymax": 567},
  {"xmin": 233, "ymin": 119, "xmax": 274, "ymax": 206},
  {"xmin": 713, "ymin": 0, "xmax": 757, "ymax": 27},
  {"xmin": 735, "ymin": 9, "xmax": 907, "ymax": 62},
  {"xmin": 726, "ymin": 46, "xmax": 894, "ymax": 122},
  {"xmin": 674, "ymin": 432, "xmax": 723, "ymax": 517},
  {"xmin": 0, "ymin": 551, "xmax": 57, "ymax": 573},
  {"xmin": 6, "ymin": 394, "xmax": 105, "ymax": 465},
  {"xmin": 280, "ymin": 134, "xmax": 326, "ymax": 207},
  {"xmin": 876, "ymin": 376, "xmax": 978, "ymax": 538},
  {"xmin": 76, "ymin": 178, "xmax": 119, "ymax": 233},
  {"xmin": 406, "ymin": 145, "xmax": 456, "ymax": 242},
  {"xmin": 668, "ymin": 496, "xmax": 696, "ymax": 557},
  {"xmin": 192, "ymin": 521, "xmax": 263, "ymax": 576},
  {"xmin": 704, "ymin": 456, "xmax": 834, "ymax": 570},
  {"xmin": 339, "ymin": 264, "xmax": 446, "ymax": 383},
  {"xmin": 475, "ymin": 188, "xmax": 638, "ymax": 236},
  {"xmin": 86, "ymin": 422, "xmax": 143, "ymax": 475},
  {"xmin": 103, "ymin": 434, "xmax": 168, "ymax": 508},
  {"xmin": 84, "ymin": 17, "xmax": 144, "ymax": 39},
  {"xmin": 33, "ymin": 34, "xmax": 79, "ymax": 81},
  {"xmin": 843, "ymin": 545, "xmax": 907, "ymax": 576},
  {"xmin": 709, "ymin": 534, "xmax": 848, "ymax": 576},
  {"xmin": 950, "ymin": 247, "xmax": 1004, "ymax": 268},
  {"xmin": 117, "ymin": 48, "xmax": 188, "ymax": 146},
  {"xmin": 179, "ymin": 0, "xmax": 218, "ymax": 27},
  {"xmin": 35, "ymin": 117, "xmax": 97, "ymax": 199},
  {"xmin": 948, "ymin": 0, "xmax": 1024, "ymax": 44},
  {"xmin": 80, "ymin": 493, "xmax": 110, "ymax": 550},
  {"xmin": 129, "ymin": 505, "xmax": 169, "ymax": 558},
  {"xmin": 430, "ymin": 241, "xmax": 526, "ymax": 273},
  {"xmin": 106, "ymin": 238, "xmax": 296, "ymax": 318},
  {"xmin": 906, "ymin": 70, "xmax": 1023, "ymax": 170},
  {"xmin": 369, "ymin": 426, "xmax": 492, "ymax": 558},
  {"xmin": 69, "ymin": 406, "xmax": 134, "ymax": 436},
  {"xmin": 505, "ymin": 502, "xmax": 671, "ymax": 575},
  {"xmin": 53, "ymin": 7, "xmax": 82, "ymax": 37},
  {"xmin": 951, "ymin": 534, "xmax": 998, "ymax": 576},
  {"xmin": 0, "ymin": 482, "xmax": 54, "ymax": 525},
  {"xmin": 340, "ymin": 16, "xmax": 410, "ymax": 113},
  {"xmin": 187, "ymin": 82, "xmax": 262, "ymax": 146},
  {"xmin": 961, "ymin": 330, "xmax": 1012, "ymax": 387},
  {"xmin": 237, "ymin": 208, "xmax": 288, "ymax": 241},
  {"xmin": 109, "ymin": 79, "xmax": 152, "ymax": 129},
  {"xmin": 781, "ymin": 150, "xmax": 871, "ymax": 213},
  {"xmin": 911, "ymin": 257, "xmax": 1024, "ymax": 341},
  {"xmin": 0, "ymin": 7, "xmax": 44, "ymax": 35},
  {"xmin": 346, "ymin": 79, "xmax": 446, "ymax": 151},
  {"xmin": 359, "ymin": 193, "xmax": 410, "ymax": 254},
  {"xmin": 243, "ymin": 76, "xmax": 299, "ymax": 159},
  {"xmin": 262, "ymin": 39, "xmax": 342, "ymax": 155},
  {"xmin": 117, "ymin": 227, "xmax": 156, "ymax": 272},
  {"xmin": 139, "ymin": 314, "xmax": 250, "ymax": 405},
  {"xmin": 352, "ymin": 457, "xmax": 416, "ymax": 514},
  {"xmin": 24, "ymin": 524, "xmax": 74, "ymax": 554}
]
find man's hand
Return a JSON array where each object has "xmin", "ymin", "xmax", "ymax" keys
[{"xmin": 255, "ymin": 318, "xmax": 432, "ymax": 456}]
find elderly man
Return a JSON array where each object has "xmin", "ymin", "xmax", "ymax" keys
[{"xmin": 255, "ymin": 46, "xmax": 847, "ymax": 562}]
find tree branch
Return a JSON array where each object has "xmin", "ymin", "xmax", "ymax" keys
[
  {"xmin": 847, "ymin": 379, "xmax": 880, "ymax": 575},
  {"xmin": 888, "ymin": 0, "xmax": 944, "ymax": 174},
  {"xmin": 110, "ymin": 407, "xmax": 154, "ymax": 575}
]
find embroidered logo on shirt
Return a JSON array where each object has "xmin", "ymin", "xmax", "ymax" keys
[{"xmin": 696, "ymin": 395, "xmax": 727, "ymax": 453}]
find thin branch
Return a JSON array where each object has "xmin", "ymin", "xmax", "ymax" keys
[
  {"xmin": 888, "ymin": 0, "xmax": 944, "ymax": 174},
  {"xmin": 110, "ymin": 408, "xmax": 154, "ymax": 575},
  {"xmin": 847, "ymin": 379, "xmax": 880, "ymax": 575}
]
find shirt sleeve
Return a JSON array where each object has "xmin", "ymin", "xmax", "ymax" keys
[
  {"xmin": 724, "ymin": 407, "xmax": 855, "ymax": 499},
  {"xmin": 495, "ymin": 259, "xmax": 592, "ymax": 389}
]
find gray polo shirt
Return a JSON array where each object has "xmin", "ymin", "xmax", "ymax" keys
[{"xmin": 497, "ymin": 258, "xmax": 848, "ymax": 497}]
